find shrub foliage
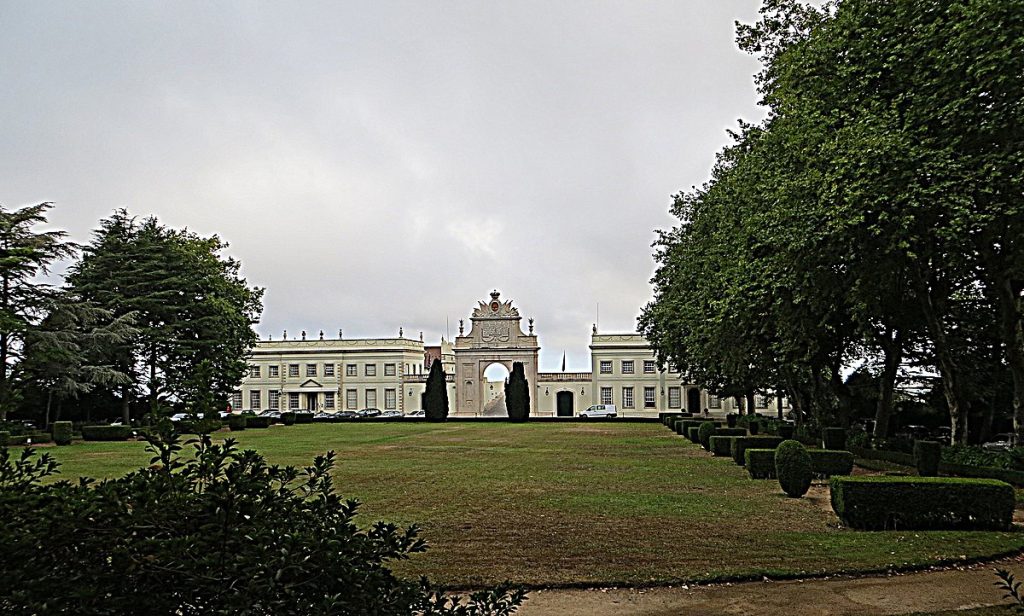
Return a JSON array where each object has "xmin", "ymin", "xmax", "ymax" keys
[
  {"xmin": 914, "ymin": 440, "xmax": 942, "ymax": 477},
  {"xmin": 698, "ymin": 421, "xmax": 716, "ymax": 450},
  {"xmin": 776, "ymin": 440, "xmax": 812, "ymax": 498},
  {"xmin": 745, "ymin": 448, "xmax": 777, "ymax": 479},
  {"xmin": 731, "ymin": 436, "xmax": 784, "ymax": 466},
  {"xmin": 80, "ymin": 425, "xmax": 133, "ymax": 441}
]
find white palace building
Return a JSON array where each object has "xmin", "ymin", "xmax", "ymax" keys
[{"xmin": 237, "ymin": 291, "xmax": 775, "ymax": 417}]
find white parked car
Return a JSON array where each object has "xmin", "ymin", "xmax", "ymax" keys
[
  {"xmin": 983, "ymin": 433, "xmax": 1015, "ymax": 450},
  {"xmin": 578, "ymin": 404, "xmax": 617, "ymax": 418},
  {"xmin": 169, "ymin": 413, "xmax": 190, "ymax": 422},
  {"xmin": 405, "ymin": 410, "xmax": 426, "ymax": 418}
]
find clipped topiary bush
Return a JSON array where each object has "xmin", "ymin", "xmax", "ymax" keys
[
  {"xmin": 731, "ymin": 436, "xmax": 784, "ymax": 466},
  {"xmin": 687, "ymin": 426, "xmax": 701, "ymax": 443},
  {"xmin": 80, "ymin": 425, "xmax": 133, "ymax": 441},
  {"xmin": 698, "ymin": 421, "xmax": 716, "ymax": 451},
  {"xmin": 680, "ymin": 420, "xmax": 704, "ymax": 439},
  {"xmin": 228, "ymin": 415, "xmax": 247, "ymax": 431},
  {"xmin": 822, "ymin": 427, "xmax": 846, "ymax": 450},
  {"xmin": 745, "ymin": 448, "xmax": 777, "ymax": 479},
  {"xmin": 748, "ymin": 419, "xmax": 760, "ymax": 435},
  {"xmin": 295, "ymin": 412, "xmax": 314, "ymax": 424},
  {"xmin": 808, "ymin": 449, "xmax": 854, "ymax": 477},
  {"xmin": 673, "ymin": 419, "xmax": 687, "ymax": 435},
  {"xmin": 281, "ymin": 411, "xmax": 297, "ymax": 426},
  {"xmin": 829, "ymin": 476, "xmax": 1015, "ymax": 530},
  {"xmin": 778, "ymin": 424, "xmax": 795, "ymax": 439},
  {"xmin": 52, "ymin": 421, "xmax": 73, "ymax": 446},
  {"xmin": 710, "ymin": 435, "xmax": 737, "ymax": 457},
  {"xmin": 776, "ymin": 440, "xmax": 812, "ymax": 498},
  {"xmin": 246, "ymin": 416, "xmax": 272, "ymax": 429},
  {"xmin": 726, "ymin": 413, "xmax": 738, "ymax": 428},
  {"xmin": 914, "ymin": 440, "xmax": 942, "ymax": 477}
]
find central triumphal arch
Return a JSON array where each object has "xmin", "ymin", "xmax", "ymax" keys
[{"xmin": 453, "ymin": 291, "xmax": 539, "ymax": 415}]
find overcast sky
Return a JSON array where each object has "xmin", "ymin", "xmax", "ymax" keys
[{"xmin": 1, "ymin": 1, "xmax": 767, "ymax": 372}]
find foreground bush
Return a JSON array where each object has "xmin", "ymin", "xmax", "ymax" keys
[
  {"xmin": 0, "ymin": 429, "xmax": 525, "ymax": 615},
  {"xmin": 80, "ymin": 425, "xmax": 134, "ymax": 441},
  {"xmin": 776, "ymin": 440, "xmax": 812, "ymax": 498},
  {"xmin": 829, "ymin": 476, "xmax": 1014, "ymax": 531}
]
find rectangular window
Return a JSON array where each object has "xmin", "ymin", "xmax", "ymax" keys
[
  {"xmin": 365, "ymin": 364, "xmax": 377, "ymax": 377},
  {"xmin": 346, "ymin": 389, "xmax": 358, "ymax": 409},
  {"xmin": 268, "ymin": 390, "xmax": 280, "ymax": 410},
  {"xmin": 230, "ymin": 392, "xmax": 242, "ymax": 410},
  {"xmin": 599, "ymin": 360, "xmax": 612, "ymax": 374},
  {"xmin": 644, "ymin": 387, "xmax": 656, "ymax": 408},
  {"xmin": 643, "ymin": 360, "xmax": 656, "ymax": 374},
  {"xmin": 306, "ymin": 364, "xmax": 317, "ymax": 377},
  {"xmin": 385, "ymin": 388, "xmax": 397, "ymax": 410},
  {"xmin": 600, "ymin": 387, "xmax": 613, "ymax": 405},
  {"xmin": 324, "ymin": 392, "xmax": 335, "ymax": 409},
  {"xmin": 324, "ymin": 364, "xmax": 335, "ymax": 377},
  {"xmin": 623, "ymin": 387, "xmax": 634, "ymax": 408},
  {"xmin": 384, "ymin": 363, "xmax": 396, "ymax": 376},
  {"xmin": 668, "ymin": 387, "xmax": 681, "ymax": 409},
  {"xmin": 346, "ymin": 364, "xmax": 357, "ymax": 377},
  {"xmin": 289, "ymin": 392, "xmax": 300, "ymax": 410},
  {"xmin": 621, "ymin": 360, "xmax": 634, "ymax": 374},
  {"xmin": 709, "ymin": 395, "xmax": 722, "ymax": 409},
  {"xmin": 249, "ymin": 390, "xmax": 262, "ymax": 410},
  {"xmin": 248, "ymin": 365, "xmax": 260, "ymax": 379},
  {"xmin": 365, "ymin": 389, "xmax": 377, "ymax": 408},
  {"xmin": 268, "ymin": 365, "xmax": 279, "ymax": 378},
  {"xmin": 755, "ymin": 395, "xmax": 768, "ymax": 409},
  {"xmin": 288, "ymin": 364, "xmax": 299, "ymax": 377}
]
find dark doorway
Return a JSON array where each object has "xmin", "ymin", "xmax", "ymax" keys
[
  {"xmin": 687, "ymin": 388, "xmax": 701, "ymax": 414},
  {"xmin": 306, "ymin": 392, "xmax": 318, "ymax": 411},
  {"xmin": 556, "ymin": 391, "xmax": 574, "ymax": 417}
]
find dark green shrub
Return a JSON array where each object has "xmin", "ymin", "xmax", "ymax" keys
[
  {"xmin": 914, "ymin": 440, "xmax": 942, "ymax": 477},
  {"xmin": 698, "ymin": 422, "xmax": 716, "ymax": 450},
  {"xmin": 52, "ymin": 421, "xmax": 72, "ymax": 446},
  {"xmin": 680, "ymin": 420, "xmax": 705, "ymax": 440},
  {"xmin": 710, "ymin": 435, "xmax": 737, "ymax": 457},
  {"xmin": 281, "ymin": 412, "xmax": 297, "ymax": 426},
  {"xmin": 731, "ymin": 436, "xmax": 784, "ymax": 466},
  {"xmin": 505, "ymin": 362, "xmax": 530, "ymax": 422},
  {"xmin": 424, "ymin": 358, "xmax": 450, "ymax": 422},
  {"xmin": 808, "ymin": 449, "xmax": 854, "ymax": 476},
  {"xmin": 745, "ymin": 449, "xmax": 776, "ymax": 479},
  {"xmin": 246, "ymin": 416, "xmax": 272, "ymax": 429},
  {"xmin": 748, "ymin": 419, "xmax": 760, "ymax": 435},
  {"xmin": 829, "ymin": 476, "xmax": 1015, "ymax": 530},
  {"xmin": 80, "ymin": 425, "xmax": 133, "ymax": 441},
  {"xmin": 0, "ymin": 431, "xmax": 8, "ymax": 447},
  {"xmin": 0, "ymin": 435, "xmax": 526, "ymax": 614},
  {"xmin": 726, "ymin": 413, "xmax": 738, "ymax": 428},
  {"xmin": 686, "ymin": 426, "xmax": 701, "ymax": 443},
  {"xmin": 941, "ymin": 444, "xmax": 1024, "ymax": 471},
  {"xmin": 778, "ymin": 424, "xmax": 795, "ymax": 439},
  {"xmin": 776, "ymin": 440, "xmax": 813, "ymax": 497},
  {"xmin": 822, "ymin": 427, "xmax": 846, "ymax": 450},
  {"xmin": 295, "ymin": 412, "xmax": 315, "ymax": 424},
  {"xmin": 673, "ymin": 419, "xmax": 686, "ymax": 434},
  {"xmin": 178, "ymin": 418, "xmax": 224, "ymax": 435},
  {"xmin": 228, "ymin": 415, "xmax": 247, "ymax": 431}
]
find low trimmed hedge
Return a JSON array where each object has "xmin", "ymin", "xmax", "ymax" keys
[
  {"xmin": 81, "ymin": 425, "xmax": 134, "ymax": 441},
  {"xmin": 673, "ymin": 419, "xmax": 687, "ymax": 435},
  {"xmin": 281, "ymin": 412, "xmax": 297, "ymax": 426},
  {"xmin": 746, "ymin": 448, "xmax": 777, "ymax": 479},
  {"xmin": 829, "ymin": 476, "xmax": 1015, "ymax": 530},
  {"xmin": 680, "ymin": 420, "xmax": 705, "ymax": 439},
  {"xmin": 808, "ymin": 449, "xmax": 854, "ymax": 476},
  {"xmin": 686, "ymin": 426, "xmax": 701, "ymax": 443},
  {"xmin": 52, "ymin": 421, "xmax": 73, "ymax": 446},
  {"xmin": 246, "ymin": 416, "xmax": 272, "ymax": 429},
  {"xmin": 697, "ymin": 421, "xmax": 716, "ymax": 450},
  {"xmin": 710, "ymin": 435, "xmax": 737, "ymax": 457},
  {"xmin": 731, "ymin": 436, "xmax": 784, "ymax": 466},
  {"xmin": 228, "ymin": 415, "xmax": 247, "ymax": 431},
  {"xmin": 914, "ymin": 440, "xmax": 942, "ymax": 477},
  {"xmin": 777, "ymin": 425, "xmax": 795, "ymax": 439},
  {"xmin": 295, "ymin": 412, "xmax": 315, "ymax": 424}
]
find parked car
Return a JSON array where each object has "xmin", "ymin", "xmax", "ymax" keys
[
  {"xmin": 313, "ymin": 412, "xmax": 334, "ymax": 421},
  {"xmin": 357, "ymin": 408, "xmax": 382, "ymax": 418},
  {"xmin": 336, "ymin": 410, "xmax": 359, "ymax": 420},
  {"xmin": 405, "ymin": 410, "xmax": 426, "ymax": 418},
  {"xmin": 983, "ymin": 433, "xmax": 1015, "ymax": 450},
  {"xmin": 260, "ymin": 410, "xmax": 282, "ymax": 419},
  {"xmin": 578, "ymin": 404, "xmax": 617, "ymax": 418},
  {"xmin": 933, "ymin": 426, "xmax": 952, "ymax": 445},
  {"xmin": 381, "ymin": 410, "xmax": 403, "ymax": 418}
]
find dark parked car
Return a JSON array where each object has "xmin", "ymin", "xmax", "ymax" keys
[
  {"xmin": 336, "ymin": 410, "xmax": 359, "ymax": 420},
  {"xmin": 357, "ymin": 408, "xmax": 382, "ymax": 418}
]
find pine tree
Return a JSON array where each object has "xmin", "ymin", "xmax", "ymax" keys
[
  {"xmin": 423, "ymin": 358, "xmax": 449, "ymax": 422},
  {"xmin": 505, "ymin": 362, "xmax": 530, "ymax": 422}
]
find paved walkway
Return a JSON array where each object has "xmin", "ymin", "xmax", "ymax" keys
[{"xmin": 516, "ymin": 557, "xmax": 1022, "ymax": 615}]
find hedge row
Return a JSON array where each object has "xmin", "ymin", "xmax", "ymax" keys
[
  {"xmin": 710, "ymin": 435, "xmax": 736, "ymax": 457},
  {"xmin": 246, "ymin": 416, "xmax": 272, "ymax": 429},
  {"xmin": 850, "ymin": 445, "xmax": 1024, "ymax": 487},
  {"xmin": 745, "ymin": 448, "xmax": 777, "ymax": 479},
  {"xmin": 81, "ymin": 425, "xmax": 135, "ymax": 441},
  {"xmin": 746, "ymin": 448, "xmax": 855, "ymax": 479},
  {"xmin": 829, "ymin": 476, "xmax": 1015, "ymax": 530},
  {"xmin": 731, "ymin": 436, "xmax": 784, "ymax": 465}
]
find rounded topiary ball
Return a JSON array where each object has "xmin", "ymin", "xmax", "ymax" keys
[
  {"xmin": 698, "ymin": 421, "xmax": 716, "ymax": 451},
  {"xmin": 775, "ymin": 439, "xmax": 812, "ymax": 498}
]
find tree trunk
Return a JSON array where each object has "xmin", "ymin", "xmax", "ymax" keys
[
  {"xmin": 917, "ymin": 270, "xmax": 970, "ymax": 444},
  {"xmin": 122, "ymin": 383, "xmax": 131, "ymax": 424},
  {"xmin": 994, "ymin": 277, "xmax": 1024, "ymax": 446},
  {"xmin": 873, "ymin": 328, "xmax": 904, "ymax": 439},
  {"xmin": 745, "ymin": 391, "xmax": 756, "ymax": 418},
  {"xmin": 45, "ymin": 390, "xmax": 53, "ymax": 429},
  {"xmin": 776, "ymin": 388, "xmax": 784, "ymax": 421}
]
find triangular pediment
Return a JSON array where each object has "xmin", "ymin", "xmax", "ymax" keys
[{"xmin": 299, "ymin": 379, "xmax": 322, "ymax": 388}]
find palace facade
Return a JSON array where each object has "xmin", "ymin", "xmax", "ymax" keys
[{"xmin": 236, "ymin": 291, "xmax": 782, "ymax": 417}]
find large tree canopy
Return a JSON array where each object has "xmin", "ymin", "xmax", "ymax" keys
[{"xmin": 66, "ymin": 210, "xmax": 264, "ymax": 422}]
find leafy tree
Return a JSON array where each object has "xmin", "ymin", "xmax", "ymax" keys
[
  {"xmin": 66, "ymin": 210, "xmax": 263, "ymax": 422},
  {"xmin": 0, "ymin": 433, "xmax": 525, "ymax": 615},
  {"xmin": 424, "ymin": 358, "xmax": 449, "ymax": 422},
  {"xmin": 504, "ymin": 362, "xmax": 530, "ymax": 422},
  {"xmin": 0, "ymin": 203, "xmax": 77, "ymax": 421}
]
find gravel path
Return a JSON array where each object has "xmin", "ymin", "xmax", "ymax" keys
[{"xmin": 515, "ymin": 556, "xmax": 1023, "ymax": 615}]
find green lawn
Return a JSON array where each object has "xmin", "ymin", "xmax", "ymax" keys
[{"xmin": 33, "ymin": 423, "xmax": 1024, "ymax": 588}]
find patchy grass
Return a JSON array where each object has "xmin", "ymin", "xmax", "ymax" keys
[{"xmin": 36, "ymin": 423, "xmax": 1024, "ymax": 587}]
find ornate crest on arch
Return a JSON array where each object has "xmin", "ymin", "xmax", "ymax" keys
[{"xmin": 472, "ymin": 290, "xmax": 520, "ymax": 319}]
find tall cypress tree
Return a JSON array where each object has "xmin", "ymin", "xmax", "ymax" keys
[
  {"xmin": 423, "ymin": 358, "xmax": 448, "ymax": 422},
  {"xmin": 505, "ymin": 362, "xmax": 530, "ymax": 422}
]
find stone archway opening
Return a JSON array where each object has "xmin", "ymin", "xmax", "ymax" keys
[
  {"xmin": 482, "ymin": 363, "xmax": 510, "ymax": 417},
  {"xmin": 556, "ymin": 391, "xmax": 574, "ymax": 417}
]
